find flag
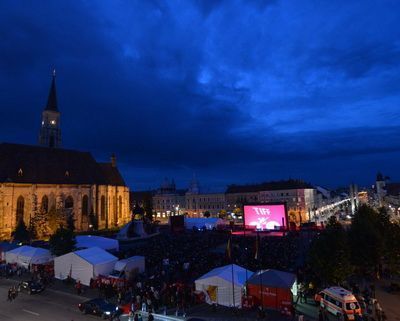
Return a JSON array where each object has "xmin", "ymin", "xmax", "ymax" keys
[
  {"xmin": 226, "ymin": 235, "xmax": 232, "ymax": 261},
  {"xmin": 254, "ymin": 233, "xmax": 260, "ymax": 261}
]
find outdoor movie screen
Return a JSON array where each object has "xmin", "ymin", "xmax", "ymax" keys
[{"xmin": 243, "ymin": 204, "xmax": 287, "ymax": 230}]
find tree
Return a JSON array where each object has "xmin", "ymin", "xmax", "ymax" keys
[
  {"xmin": 203, "ymin": 211, "xmax": 211, "ymax": 218},
  {"xmin": 47, "ymin": 205, "xmax": 65, "ymax": 233},
  {"xmin": 143, "ymin": 195, "xmax": 154, "ymax": 221},
  {"xmin": 30, "ymin": 210, "xmax": 52, "ymax": 239},
  {"xmin": 66, "ymin": 213, "xmax": 75, "ymax": 232},
  {"xmin": 12, "ymin": 220, "xmax": 30, "ymax": 243},
  {"xmin": 49, "ymin": 226, "xmax": 76, "ymax": 256},
  {"xmin": 349, "ymin": 204, "xmax": 384, "ymax": 274},
  {"xmin": 308, "ymin": 216, "xmax": 353, "ymax": 287},
  {"xmin": 218, "ymin": 209, "xmax": 227, "ymax": 219},
  {"xmin": 385, "ymin": 222, "xmax": 400, "ymax": 274}
]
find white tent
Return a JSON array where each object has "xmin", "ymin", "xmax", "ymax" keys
[
  {"xmin": 184, "ymin": 218, "xmax": 225, "ymax": 230},
  {"xmin": 117, "ymin": 221, "xmax": 147, "ymax": 240},
  {"xmin": 195, "ymin": 264, "xmax": 254, "ymax": 308},
  {"xmin": 76, "ymin": 235, "xmax": 119, "ymax": 251},
  {"xmin": 5, "ymin": 246, "xmax": 52, "ymax": 268},
  {"xmin": 114, "ymin": 256, "xmax": 145, "ymax": 274},
  {"xmin": 110, "ymin": 256, "xmax": 145, "ymax": 278},
  {"xmin": 54, "ymin": 247, "xmax": 118, "ymax": 286}
]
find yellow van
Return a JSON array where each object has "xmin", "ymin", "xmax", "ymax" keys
[{"xmin": 315, "ymin": 286, "xmax": 362, "ymax": 320}]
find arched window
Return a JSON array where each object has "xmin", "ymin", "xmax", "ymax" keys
[
  {"xmin": 41, "ymin": 195, "xmax": 49, "ymax": 213},
  {"xmin": 118, "ymin": 196, "xmax": 123, "ymax": 218},
  {"xmin": 16, "ymin": 196, "xmax": 24, "ymax": 223},
  {"xmin": 65, "ymin": 196, "xmax": 74, "ymax": 209},
  {"xmin": 82, "ymin": 195, "xmax": 89, "ymax": 216},
  {"xmin": 100, "ymin": 196, "xmax": 106, "ymax": 220}
]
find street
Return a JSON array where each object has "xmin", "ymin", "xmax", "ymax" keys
[
  {"xmin": 0, "ymin": 279, "xmax": 181, "ymax": 321},
  {"xmin": 0, "ymin": 278, "xmax": 102, "ymax": 321}
]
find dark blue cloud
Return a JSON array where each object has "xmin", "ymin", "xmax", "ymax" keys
[{"xmin": 0, "ymin": 0, "xmax": 399, "ymax": 190}]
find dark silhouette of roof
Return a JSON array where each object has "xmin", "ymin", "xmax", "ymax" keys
[
  {"xmin": 386, "ymin": 183, "xmax": 400, "ymax": 196},
  {"xmin": 45, "ymin": 73, "xmax": 58, "ymax": 112},
  {"xmin": 247, "ymin": 269, "xmax": 296, "ymax": 288},
  {"xmin": 226, "ymin": 179, "xmax": 313, "ymax": 193},
  {"xmin": 98, "ymin": 163, "xmax": 126, "ymax": 186},
  {"xmin": 0, "ymin": 143, "xmax": 125, "ymax": 186}
]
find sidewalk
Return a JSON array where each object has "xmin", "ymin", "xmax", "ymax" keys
[{"xmin": 375, "ymin": 279, "xmax": 400, "ymax": 321}]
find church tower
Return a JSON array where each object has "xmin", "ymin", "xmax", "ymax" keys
[{"xmin": 39, "ymin": 70, "xmax": 61, "ymax": 148}]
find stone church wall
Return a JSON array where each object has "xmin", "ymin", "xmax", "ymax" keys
[{"xmin": 0, "ymin": 183, "xmax": 130, "ymax": 240}]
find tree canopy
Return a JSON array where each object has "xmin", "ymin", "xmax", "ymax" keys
[{"xmin": 49, "ymin": 225, "xmax": 76, "ymax": 256}]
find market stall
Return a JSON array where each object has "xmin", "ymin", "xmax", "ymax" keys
[{"xmin": 247, "ymin": 269, "xmax": 297, "ymax": 311}]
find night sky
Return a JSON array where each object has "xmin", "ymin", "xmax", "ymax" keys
[{"xmin": 1, "ymin": 1, "xmax": 399, "ymax": 191}]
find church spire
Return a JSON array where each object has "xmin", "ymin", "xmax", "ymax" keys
[
  {"xmin": 45, "ymin": 69, "xmax": 58, "ymax": 112},
  {"xmin": 39, "ymin": 70, "xmax": 61, "ymax": 148}
]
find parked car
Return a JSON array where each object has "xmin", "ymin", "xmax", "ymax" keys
[
  {"xmin": 18, "ymin": 281, "xmax": 45, "ymax": 294},
  {"xmin": 78, "ymin": 298, "xmax": 121, "ymax": 319}
]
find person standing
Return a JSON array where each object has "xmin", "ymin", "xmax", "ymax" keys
[{"xmin": 7, "ymin": 288, "xmax": 12, "ymax": 302}]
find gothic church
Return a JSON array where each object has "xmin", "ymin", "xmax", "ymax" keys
[{"xmin": 0, "ymin": 73, "xmax": 130, "ymax": 239}]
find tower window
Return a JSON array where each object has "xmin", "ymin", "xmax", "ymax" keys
[{"xmin": 18, "ymin": 168, "xmax": 23, "ymax": 176}]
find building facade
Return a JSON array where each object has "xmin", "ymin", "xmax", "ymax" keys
[{"xmin": 225, "ymin": 180, "xmax": 319, "ymax": 223}]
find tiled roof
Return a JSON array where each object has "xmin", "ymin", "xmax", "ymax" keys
[
  {"xmin": 226, "ymin": 179, "xmax": 313, "ymax": 193},
  {"xmin": 0, "ymin": 143, "xmax": 125, "ymax": 186}
]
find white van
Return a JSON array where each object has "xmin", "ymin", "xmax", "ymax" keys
[{"xmin": 315, "ymin": 286, "xmax": 362, "ymax": 320}]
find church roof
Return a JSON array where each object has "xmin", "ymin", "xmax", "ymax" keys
[
  {"xmin": 45, "ymin": 73, "xmax": 58, "ymax": 112},
  {"xmin": 0, "ymin": 143, "xmax": 126, "ymax": 186},
  {"xmin": 98, "ymin": 163, "xmax": 126, "ymax": 186}
]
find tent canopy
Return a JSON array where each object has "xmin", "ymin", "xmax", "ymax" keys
[
  {"xmin": 196, "ymin": 264, "xmax": 253, "ymax": 287},
  {"xmin": 195, "ymin": 264, "xmax": 254, "ymax": 308},
  {"xmin": 247, "ymin": 269, "xmax": 296, "ymax": 288},
  {"xmin": 75, "ymin": 247, "xmax": 118, "ymax": 265},
  {"xmin": 54, "ymin": 247, "xmax": 118, "ymax": 286},
  {"xmin": 114, "ymin": 256, "xmax": 145, "ymax": 272},
  {"xmin": 76, "ymin": 235, "xmax": 119, "ymax": 251},
  {"xmin": 184, "ymin": 218, "xmax": 224, "ymax": 230},
  {"xmin": 5, "ymin": 245, "xmax": 52, "ymax": 267}
]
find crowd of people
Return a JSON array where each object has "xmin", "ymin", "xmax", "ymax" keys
[
  {"xmin": 88, "ymin": 229, "xmax": 304, "ymax": 317},
  {"xmin": 1, "ymin": 227, "xmax": 394, "ymax": 320}
]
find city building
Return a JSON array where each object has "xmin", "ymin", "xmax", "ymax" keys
[
  {"xmin": 0, "ymin": 74, "xmax": 130, "ymax": 239},
  {"xmin": 375, "ymin": 172, "xmax": 400, "ymax": 216},
  {"xmin": 185, "ymin": 176, "xmax": 226, "ymax": 217},
  {"xmin": 153, "ymin": 178, "xmax": 186, "ymax": 219},
  {"xmin": 226, "ymin": 179, "xmax": 319, "ymax": 223}
]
